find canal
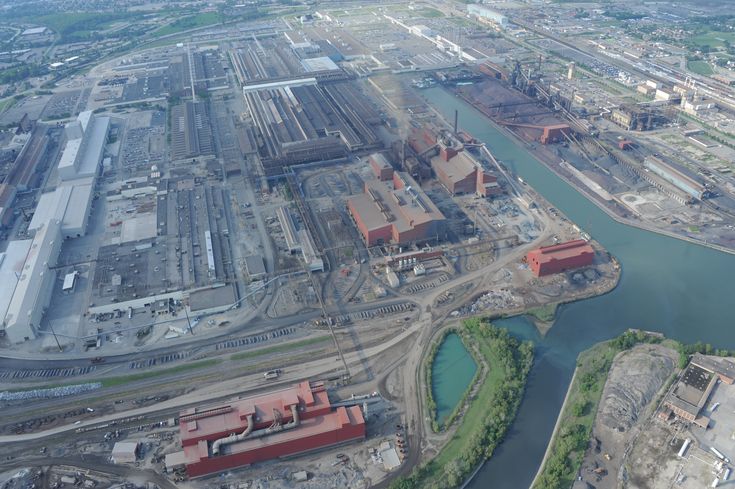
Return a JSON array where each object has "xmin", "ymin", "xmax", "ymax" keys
[
  {"xmin": 431, "ymin": 333, "xmax": 477, "ymax": 425},
  {"xmin": 423, "ymin": 87, "xmax": 735, "ymax": 489}
]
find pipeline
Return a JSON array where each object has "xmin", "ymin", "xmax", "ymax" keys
[
  {"xmin": 210, "ymin": 405, "xmax": 300, "ymax": 456},
  {"xmin": 211, "ymin": 414, "xmax": 253, "ymax": 456}
]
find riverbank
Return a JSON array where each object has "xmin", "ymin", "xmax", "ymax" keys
[
  {"xmin": 530, "ymin": 331, "xmax": 672, "ymax": 488},
  {"xmin": 389, "ymin": 319, "xmax": 533, "ymax": 489},
  {"xmin": 450, "ymin": 88, "xmax": 735, "ymax": 257}
]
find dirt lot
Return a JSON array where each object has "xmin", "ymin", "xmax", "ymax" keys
[{"xmin": 576, "ymin": 344, "xmax": 678, "ymax": 489}]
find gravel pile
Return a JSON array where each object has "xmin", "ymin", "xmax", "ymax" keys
[{"xmin": 0, "ymin": 382, "xmax": 102, "ymax": 402}]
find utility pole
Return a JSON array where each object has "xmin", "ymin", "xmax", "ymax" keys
[
  {"xmin": 49, "ymin": 322, "xmax": 63, "ymax": 352},
  {"xmin": 184, "ymin": 303, "xmax": 195, "ymax": 335}
]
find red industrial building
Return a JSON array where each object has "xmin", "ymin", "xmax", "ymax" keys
[
  {"xmin": 526, "ymin": 239, "xmax": 594, "ymax": 277},
  {"xmin": 165, "ymin": 381, "xmax": 365, "ymax": 478},
  {"xmin": 368, "ymin": 153, "xmax": 394, "ymax": 181},
  {"xmin": 430, "ymin": 137, "xmax": 502, "ymax": 197},
  {"xmin": 347, "ymin": 172, "xmax": 446, "ymax": 246}
]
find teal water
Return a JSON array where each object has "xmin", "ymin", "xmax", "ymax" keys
[
  {"xmin": 431, "ymin": 333, "xmax": 478, "ymax": 424},
  {"xmin": 422, "ymin": 87, "xmax": 735, "ymax": 489}
]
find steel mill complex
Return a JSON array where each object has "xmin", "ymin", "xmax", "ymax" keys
[
  {"xmin": 526, "ymin": 239, "xmax": 594, "ymax": 277},
  {"xmin": 165, "ymin": 381, "xmax": 366, "ymax": 477}
]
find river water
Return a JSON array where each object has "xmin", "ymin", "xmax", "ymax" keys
[
  {"xmin": 422, "ymin": 87, "xmax": 735, "ymax": 489},
  {"xmin": 431, "ymin": 333, "xmax": 477, "ymax": 424}
]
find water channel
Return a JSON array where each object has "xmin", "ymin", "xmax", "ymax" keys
[
  {"xmin": 422, "ymin": 87, "xmax": 735, "ymax": 489},
  {"xmin": 430, "ymin": 333, "xmax": 477, "ymax": 424}
]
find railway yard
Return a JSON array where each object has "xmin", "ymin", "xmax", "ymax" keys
[{"xmin": 16, "ymin": 0, "xmax": 735, "ymax": 487}]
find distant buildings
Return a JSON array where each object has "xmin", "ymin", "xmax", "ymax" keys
[
  {"xmin": 643, "ymin": 155, "xmax": 706, "ymax": 202},
  {"xmin": 467, "ymin": 5, "xmax": 509, "ymax": 29},
  {"xmin": 526, "ymin": 240, "xmax": 594, "ymax": 277},
  {"xmin": 165, "ymin": 381, "xmax": 365, "ymax": 477},
  {"xmin": 347, "ymin": 171, "xmax": 446, "ymax": 247}
]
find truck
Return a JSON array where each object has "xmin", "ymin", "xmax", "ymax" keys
[
  {"xmin": 90, "ymin": 357, "xmax": 105, "ymax": 364},
  {"xmin": 263, "ymin": 369, "xmax": 281, "ymax": 380}
]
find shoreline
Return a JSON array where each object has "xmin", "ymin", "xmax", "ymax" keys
[
  {"xmin": 528, "ymin": 367, "xmax": 578, "ymax": 488},
  {"xmin": 447, "ymin": 89, "xmax": 735, "ymax": 258}
]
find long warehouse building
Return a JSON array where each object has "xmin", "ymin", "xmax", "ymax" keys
[
  {"xmin": 1, "ymin": 111, "xmax": 109, "ymax": 342},
  {"xmin": 1, "ymin": 220, "xmax": 62, "ymax": 342},
  {"xmin": 165, "ymin": 381, "xmax": 365, "ymax": 477}
]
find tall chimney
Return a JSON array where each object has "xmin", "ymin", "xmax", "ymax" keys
[{"xmin": 454, "ymin": 109, "xmax": 458, "ymax": 134}]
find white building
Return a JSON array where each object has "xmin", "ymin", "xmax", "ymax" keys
[
  {"xmin": 0, "ymin": 240, "xmax": 33, "ymax": 334},
  {"xmin": 467, "ymin": 5, "xmax": 509, "ymax": 29},
  {"xmin": 2, "ymin": 220, "xmax": 62, "ymax": 343},
  {"xmin": 57, "ymin": 111, "xmax": 110, "ymax": 181},
  {"xmin": 29, "ymin": 180, "xmax": 94, "ymax": 238},
  {"xmin": 111, "ymin": 441, "xmax": 139, "ymax": 464}
]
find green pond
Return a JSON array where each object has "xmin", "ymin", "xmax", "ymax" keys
[{"xmin": 431, "ymin": 333, "xmax": 478, "ymax": 424}]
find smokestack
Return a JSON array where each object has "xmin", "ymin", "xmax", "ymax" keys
[{"xmin": 454, "ymin": 109, "xmax": 458, "ymax": 134}]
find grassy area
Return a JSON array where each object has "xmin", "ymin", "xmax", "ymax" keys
[
  {"xmin": 99, "ymin": 359, "xmax": 221, "ymax": 388},
  {"xmin": 391, "ymin": 319, "xmax": 534, "ymax": 489},
  {"xmin": 687, "ymin": 60, "xmax": 715, "ymax": 76},
  {"xmin": 153, "ymin": 12, "xmax": 223, "ymax": 37},
  {"xmin": 25, "ymin": 12, "xmax": 136, "ymax": 42},
  {"xmin": 230, "ymin": 336, "xmax": 331, "ymax": 362},
  {"xmin": 688, "ymin": 225, "xmax": 701, "ymax": 233},
  {"xmin": 414, "ymin": 7, "xmax": 444, "ymax": 18},
  {"xmin": 692, "ymin": 31, "xmax": 735, "ymax": 49},
  {"xmin": 526, "ymin": 303, "xmax": 558, "ymax": 323},
  {"xmin": 0, "ymin": 97, "xmax": 15, "ymax": 113}
]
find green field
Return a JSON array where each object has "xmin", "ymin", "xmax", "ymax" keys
[
  {"xmin": 413, "ymin": 7, "xmax": 444, "ymax": 18},
  {"xmin": 687, "ymin": 60, "xmax": 715, "ymax": 75},
  {"xmin": 230, "ymin": 336, "xmax": 332, "ymax": 362},
  {"xmin": 153, "ymin": 12, "xmax": 223, "ymax": 37},
  {"xmin": 99, "ymin": 359, "xmax": 222, "ymax": 388},
  {"xmin": 526, "ymin": 303, "xmax": 558, "ymax": 323},
  {"xmin": 692, "ymin": 31, "xmax": 735, "ymax": 49},
  {"xmin": 25, "ymin": 12, "xmax": 135, "ymax": 42},
  {"xmin": 0, "ymin": 97, "xmax": 15, "ymax": 113}
]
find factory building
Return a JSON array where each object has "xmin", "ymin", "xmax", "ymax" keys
[
  {"xmin": 57, "ymin": 111, "xmax": 110, "ymax": 181},
  {"xmin": 467, "ymin": 5, "xmax": 509, "ymax": 29},
  {"xmin": 165, "ymin": 381, "xmax": 365, "ymax": 477},
  {"xmin": 526, "ymin": 239, "xmax": 594, "ymax": 277},
  {"xmin": 2, "ymin": 220, "xmax": 62, "ymax": 342},
  {"xmin": 0, "ymin": 239, "xmax": 33, "ymax": 339},
  {"xmin": 369, "ymin": 153, "xmax": 394, "ymax": 181},
  {"xmin": 643, "ymin": 155, "xmax": 706, "ymax": 201},
  {"xmin": 347, "ymin": 172, "xmax": 446, "ymax": 247},
  {"xmin": 430, "ymin": 147, "xmax": 501, "ymax": 197},
  {"xmin": 0, "ymin": 111, "xmax": 109, "ymax": 342},
  {"xmin": 428, "ymin": 132, "xmax": 501, "ymax": 197},
  {"xmin": 277, "ymin": 206, "xmax": 301, "ymax": 254},
  {"xmin": 660, "ymin": 354, "xmax": 735, "ymax": 428},
  {"xmin": 28, "ymin": 180, "xmax": 94, "ymax": 238}
]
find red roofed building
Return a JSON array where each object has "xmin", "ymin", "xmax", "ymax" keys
[
  {"xmin": 347, "ymin": 172, "xmax": 446, "ymax": 246},
  {"xmin": 165, "ymin": 381, "xmax": 365, "ymax": 477},
  {"xmin": 526, "ymin": 239, "xmax": 594, "ymax": 277},
  {"xmin": 431, "ymin": 146, "xmax": 502, "ymax": 197}
]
